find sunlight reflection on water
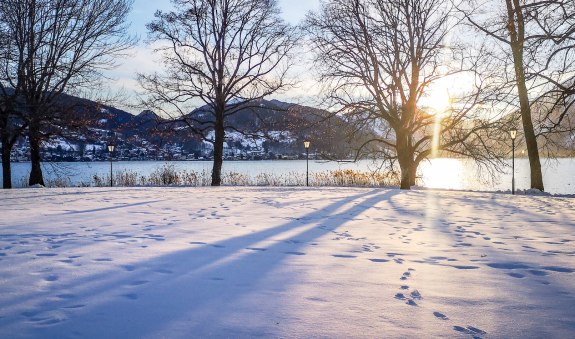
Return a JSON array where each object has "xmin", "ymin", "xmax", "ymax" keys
[{"xmin": 420, "ymin": 159, "xmax": 466, "ymax": 190}]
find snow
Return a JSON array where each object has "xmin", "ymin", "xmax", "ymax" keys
[
  {"xmin": 45, "ymin": 140, "xmax": 78, "ymax": 152},
  {"xmin": 202, "ymin": 130, "xmax": 294, "ymax": 150},
  {"xmin": 0, "ymin": 187, "xmax": 574, "ymax": 338}
]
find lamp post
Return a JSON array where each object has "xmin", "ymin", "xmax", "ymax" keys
[
  {"xmin": 304, "ymin": 140, "xmax": 310, "ymax": 186},
  {"xmin": 510, "ymin": 128, "xmax": 517, "ymax": 195},
  {"xmin": 107, "ymin": 144, "xmax": 115, "ymax": 187}
]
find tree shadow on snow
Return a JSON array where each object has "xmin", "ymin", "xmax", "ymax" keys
[{"xmin": 2, "ymin": 188, "xmax": 399, "ymax": 337}]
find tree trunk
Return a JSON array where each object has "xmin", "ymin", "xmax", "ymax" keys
[
  {"xmin": 506, "ymin": 0, "xmax": 545, "ymax": 191},
  {"xmin": 515, "ymin": 70, "xmax": 544, "ymax": 191},
  {"xmin": 408, "ymin": 160, "xmax": 417, "ymax": 187},
  {"xmin": 396, "ymin": 131, "xmax": 414, "ymax": 189},
  {"xmin": 1, "ymin": 136, "xmax": 12, "ymax": 189},
  {"xmin": 398, "ymin": 156, "xmax": 415, "ymax": 189},
  {"xmin": 211, "ymin": 114, "xmax": 225, "ymax": 186},
  {"xmin": 28, "ymin": 129, "xmax": 45, "ymax": 187}
]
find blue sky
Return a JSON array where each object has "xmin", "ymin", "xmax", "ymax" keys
[
  {"xmin": 128, "ymin": 0, "xmax": 319, "ymax": 34},
  {"xmin": 111, "ymin": 0, "xmax": 320, "ymax": 112}
]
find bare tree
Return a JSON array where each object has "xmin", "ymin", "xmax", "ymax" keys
[
  {"xmin": 306, "ymin": 0, "xmax": 506, "ymax": 189},
  {"xmin": 0, "ymin": 0, "xmax": 134, "ymax": 187},
  {"xmin": 139, "ymin": 0, "xmax": 299, "ymax": 186},
  {"xmin": 0, "ymin": 1, "xmax": 27, "ymax": 188},
  {"xmin": 460, "ymin": 0, "xmax": 575, "ymax": 191}
]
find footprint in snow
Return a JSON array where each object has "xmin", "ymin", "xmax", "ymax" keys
[
  {"xmin": 410, "ymin": 290, "xmax": 422, "ymax": 299},
  {"xmin": 122, "ymin": 293, "xmax": 139, "ymax": 300},
  {"xmin": 332, "ymin": 254, "xmax": 357, "ymax": 258},
  {"xmin": 44, "ymin": 275, "xmax": 59, "ymax": 282},
  {"xmin": 94, "ymin": 258, "xmax": 113, "ymax": 262},
  {"xmin": 284, "ymin": 251, "xmax": 306, "ymax": 256},
  {"xmin": 508, "ymin": 272, "xmax": 526, "ymax": 278},
  {"xmin": 122, "ymin": 265, "xmax": 137, "ymax": 272},
  {"xmin": 486, "ymin": 262, "xmax": 530, "ymax": 270},
  {"xmin": 541, "ymin": 266, "xmax": 574, "ymax": 273},
  {"xmin": 246, "ymin": 247, "xmax": 267, "ymax": 252},
  {"xmin": 453, "ymin": 325, "xmax": 487, "ymax": 336},
  {"xmin": 395, "ymin": 293, "xmax": 406, "ymax": 300},
  {"xmin": 528, "ymin": 269, "xmax": 548, "ymax": 276},
  {"xmin": 56, "ymin": 294, "xmax": 76, "ymax": 300},
  {"xmin": 433, "ymin": 312, "xmax": 449, "ymax": 320},
  {"xmin": 369, "ymin": 258, "xmax": 389, "ymax": 263},
  {"xmin": 451, "ymin": 265, "xmax": 480, "ymax": 270}
]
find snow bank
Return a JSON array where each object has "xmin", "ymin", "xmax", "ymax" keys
[{"xmin": 0, "ymin": 187, "xmax": 573, "ymax": 338}]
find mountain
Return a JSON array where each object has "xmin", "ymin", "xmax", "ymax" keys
[{"xmin": 14, "ymin": 97, "xmax": 353, "ymax": 162}]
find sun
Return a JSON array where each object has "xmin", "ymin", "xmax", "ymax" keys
[{"xmin": 422, "ymin": 82, "xmax": 452, "ymax": 116}]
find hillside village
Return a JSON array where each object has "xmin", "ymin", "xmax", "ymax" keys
[{"xmin": 7, "ymin": 99, "xmax": 341, "ymax": 163}]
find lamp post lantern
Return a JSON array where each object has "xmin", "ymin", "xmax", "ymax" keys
[
  {"xmin": 108, "ymin": 144, "xmax": 115, "ymax": 187},
  {"xmin": 510, "ymin": 128, "xmax": 517, "ymax": 195},
  {"xmin": 304, "ymin": 140, "xmax": 310, "ymax": 187}
]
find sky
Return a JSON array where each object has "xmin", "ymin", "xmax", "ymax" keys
[{"xmin": 110, "ymin": 0, "xmax": 321, "ymax": 113}]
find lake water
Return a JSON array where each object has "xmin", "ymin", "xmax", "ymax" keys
[{"xmin": 2, "ymin": 158, "xmax": 574, "ymax": 194}]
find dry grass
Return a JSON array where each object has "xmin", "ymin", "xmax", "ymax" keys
[{"xmin": 89, "ymin": 164, "xmax": 399, "ymax": 188}]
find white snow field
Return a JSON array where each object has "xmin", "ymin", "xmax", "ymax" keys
[{"xmin": 0, "ymin": 187, "xmax": 574, "ymax": 338}]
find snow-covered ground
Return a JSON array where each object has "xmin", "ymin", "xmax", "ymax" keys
[{"xmin": 0, "ymin": 187, "xmax": 574, "ymax": 338}]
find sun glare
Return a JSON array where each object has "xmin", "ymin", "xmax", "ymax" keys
[
  {"xmin": 420, "ymin": 158, "xmax": 465, "ymax": 190},
  {"xmin": 424, "ymin": 84, "xmax": 452, "ymax": 116},
  {"xmin": 426, "ymin": 85, "xmax": 451, "ymax": 157}
]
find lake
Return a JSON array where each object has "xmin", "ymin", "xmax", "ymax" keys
[{"xmin": 2, "ymin": 158, "xmax": 574, "ymax": 194}]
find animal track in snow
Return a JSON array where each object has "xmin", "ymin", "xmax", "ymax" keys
[
  {"xmin": 394, "ymin": 269, "xmax": 419, "ymax": 306},
  {"xmin": 400, "ymin": 270, "xmax": 413, "ymax": 281}
]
